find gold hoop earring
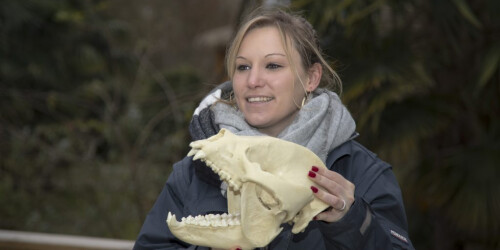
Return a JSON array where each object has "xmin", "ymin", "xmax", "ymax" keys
[{"xmin": 300, "ymin": 91, "xmax": 310, "ymax": 109}]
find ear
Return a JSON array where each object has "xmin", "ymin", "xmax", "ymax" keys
[{"xmin": 305, "ymin": 63, "xmax": 322, "ymax": 92}]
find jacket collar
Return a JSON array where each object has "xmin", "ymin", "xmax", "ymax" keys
[{"xmin": 325, "ymin": 132, "xmax": 358, "ymax": 169}]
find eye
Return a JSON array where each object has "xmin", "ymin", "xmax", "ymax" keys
[
  {"xmin": 236, "ymin": 64, "xmax": 250, "ymax": 71},
  {"xmin": 266, "ymin": 63, "xmax": 282, "ymax": 70}
]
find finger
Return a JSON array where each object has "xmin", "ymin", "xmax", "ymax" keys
[
  {"xmin": 315, "ymin": 209, "xmax": 341, "ymax": 222},
  {"xmin": 308, "ymin": 170, "xmax": 344, "ymax": 196},
  {"xmin": 310, "ymin": 185, "xmax": 345, "ymax": 210},
  {"xmin": 311, "ymin": 165, "xmax": 352, "ymax": 187},
  {"xmin": 310, "ymin": 166, "xmax": 355, "ymax": 197}
]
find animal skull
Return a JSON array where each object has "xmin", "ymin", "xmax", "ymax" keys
[{"xmin": 167, "ymin": 129, "xmax": 329, "ymax": 249}]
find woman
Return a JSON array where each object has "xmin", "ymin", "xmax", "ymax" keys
[{"xmin": 134, "ymin": 7, "xmax": 414, "ymax": 250}]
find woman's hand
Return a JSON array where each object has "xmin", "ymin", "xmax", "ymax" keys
[{"xmin": 307, "ymin": 166, "xmax": 355, "ymax": 222}]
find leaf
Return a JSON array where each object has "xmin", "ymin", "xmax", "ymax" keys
[
  {"xmin": 452, "ymin": 0, "xmax": 482, "ymax": 29},
  {"xmin": 475, "ymin": 45, "xmax": 500, "ymax": 95}
]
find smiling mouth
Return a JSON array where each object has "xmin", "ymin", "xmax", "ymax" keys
[{"xmin": 247, "ymin": 97, "xmax": 274, "ymax": 103}]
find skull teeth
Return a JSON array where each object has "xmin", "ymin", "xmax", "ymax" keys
[
  {"xmin": 187, "ymin": 148, "xmax": 197, "ymax": 157},
  {"xmin": 189, "ymin": 141, "xmax": 203, "ymax": 149},
  {"xmin": 169, "ymin": 212, "xmax": 241, "ymax": 227},
  {"xmin": 211, "ymin": 166, "xmax": 240, "ymax": 191},
  {"xmin": 187, "ymin": 144, "xmax": 241, "ymax": 191},
  {"xmin": 193, "ymin": 150, "xmax": 206, "ymax": 161},
  {"xmin": 228, "ymin": 180, "xmax": 240, "ymax": 191}
]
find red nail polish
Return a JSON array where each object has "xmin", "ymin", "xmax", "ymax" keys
[
  {"xmin": 312, "ymin": 166, "xmax": 319, "ymax": 172},
  {"xmin": 313, "ymin": 216, "xmax": 317, "ymax": 220},
  {"xmin": 236, "ymin": 248, "xmax": 242, "ymax": 250},
  {"xmin": 310, "ymin": 186, "xmax": 318, "ymax": 193},
  {"xmin": 308, "ymin": 171, "xmax": 316, "ymax": 178}
]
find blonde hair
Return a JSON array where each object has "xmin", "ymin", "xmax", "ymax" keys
[{"xmin": 225, "ymin": 7, "xmax": 342, "ymax": 94}]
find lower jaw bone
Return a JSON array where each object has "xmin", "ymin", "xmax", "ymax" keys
[{"xmin": 167, "ymin": 212, "xmax": 257, "ymax": 249}]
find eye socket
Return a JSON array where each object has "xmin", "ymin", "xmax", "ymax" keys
[{"xmin": 255, "ymin": 185, "xmax": 279, "ymax": 210}]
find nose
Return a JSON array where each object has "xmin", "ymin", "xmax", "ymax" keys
[{"xmin": 247, "ymin": 67, "xmax": 264, "ymax": 88}]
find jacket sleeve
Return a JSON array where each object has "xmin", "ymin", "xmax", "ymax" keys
[
  {"xmin": 133, "ymin": 158, "xmax": 210, "ymax": 250},
  {"xmin": 319, "ymin": 142, "xmax": 415, "ymax": 249}
]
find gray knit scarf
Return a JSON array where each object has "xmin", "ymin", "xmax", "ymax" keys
[{"xmin": 211, "ymin": 88, "xmax": 356, "ymax": 163}]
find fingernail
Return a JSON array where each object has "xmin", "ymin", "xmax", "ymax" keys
[
  {"xmin": 236, "ymin": 248, "xmax": 242, "ymax": 250},
  {"xmin": 310, "ymin": 186, "xmax": 318, "ymax": 193},
  {"xmin": 308, "ymin": 171, "xmax": 316, "ymax": 178},
  {"xmin": 313, "ymin": 216, "xmax": 317, "ymax": 220},
  {"xmin": 312, "ymin": 166, "xmax": 319, "ymax": 172}
]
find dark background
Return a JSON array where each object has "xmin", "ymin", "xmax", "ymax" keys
[{"xmin": 1, "ymin": 1, "xmax": 499, "ymax": 249}]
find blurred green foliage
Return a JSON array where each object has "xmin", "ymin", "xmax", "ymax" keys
[
  {"xmin": 293, "ymin": 0, "xmax": 500, "ymax": 249},
  {"xmin": 0, "ymin": 0, "xmax": 206, "ymax": 239}
]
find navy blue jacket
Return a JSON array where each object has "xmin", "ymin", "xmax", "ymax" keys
[{"xmin": 134, "ymin": 139, "xmax": 414, "ymax": 249}]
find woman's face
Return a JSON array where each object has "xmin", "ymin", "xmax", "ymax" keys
[{"xmin": 232, "ymin": 26, "xmax": 310, "ymax": 137}]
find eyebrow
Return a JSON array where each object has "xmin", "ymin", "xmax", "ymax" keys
[
  {"xmin": 236, "ymin": 53, "xmax": 286, "ymax": 60},
  {"xmin": 265, "ymin": 53, "xmax": 286, "ymax": 58}
]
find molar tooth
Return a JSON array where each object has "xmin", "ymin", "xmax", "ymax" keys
[
  {"xmin": 219, "ymin": 172, "xmax": 228, "ymax": 180},
  {"xmin": 229, "ymin": 180, "xmax": 239, "ymax": 191}
]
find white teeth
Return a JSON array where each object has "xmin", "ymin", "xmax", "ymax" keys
[
  {"xmin": 193, "ymin": 150, "xmax": 206, "ymax": 161},
  {"xmin": 219, "ymin": 171, "xmax": 229, "ymax": 180},
  {"xmin": 228, "ymin": 219, "xmax": 240, "ymax": 226},
  {"xmin": 189, "ymin": 141, "xmax": 203, "ymax": 149},
  {"xmin": 229, "ymin": 180, "xmax": 240, "ymax": 191},
  {"xmin": 172, "ymin": 213, "xmax": 241, "ymax": 227},
  {"xmin": 186, "ymin": 141, "xmax": 242, "ymax": 192},
  {"xmin": 187, "ymin": 148, "xmax": 197, "ymax": 157},
  {"xmin": 247, "ymin": 97, "xmax": 273, "ymax": 102}
]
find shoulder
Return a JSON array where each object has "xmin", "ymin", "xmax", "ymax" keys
[
  {"xmin": 327, "ymin": 140, "xmax": 393, "ymax": 196},
  {"xmin": 168, "ymin": 156, "xmax": 196, "ymax": 191},
  {"xmin": 173, "ymin": 156, "xmax": 195, "ymax": 171},
  {"xmin": 327, "ymin": 139, "xmax": 386, "ymax": 169}
]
